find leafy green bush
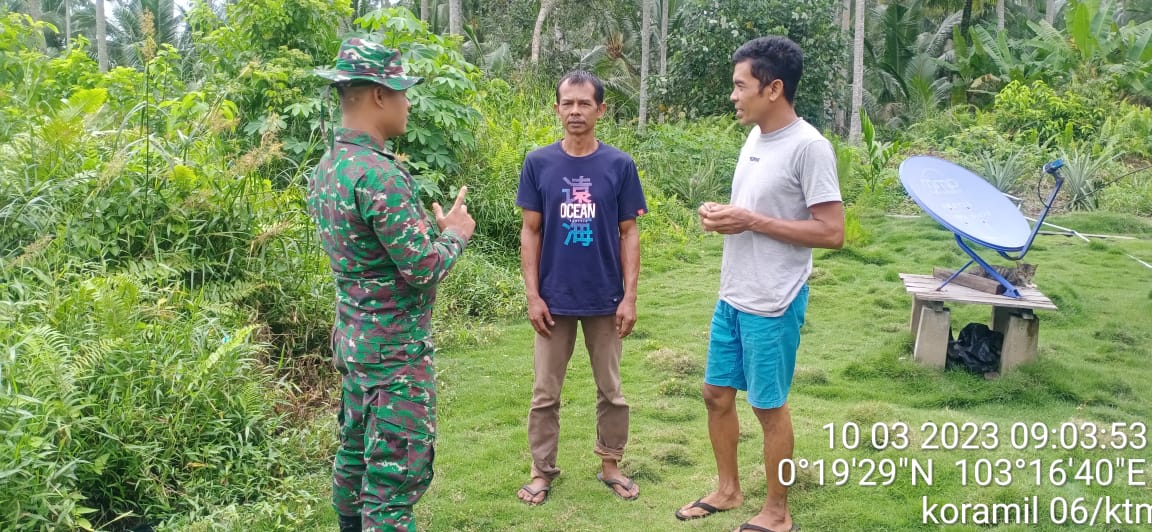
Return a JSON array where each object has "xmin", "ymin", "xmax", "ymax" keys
[
  {"xmin": 186, "ymin": 0, "xmax": 350, "ymax": 156},
  {"xmin": 451, "ymin": 77, "xmax": 558, "ymax": 256},
  {"xmin": 838, "ymin": 111, "xmax": 907, "ymax": 209},
  {"xmin": 992, "ymin": 80, "xmax": 1105, "ymax": 146},
  {"xmin": 623, "ymin": 117, "xmax": 744, "ymax": 207},
  {"xmin": 355, "ymin": 8, "xmax": 483, "ymax": 186},
  {"xmin": 434, "ymin": 252, "xmax": 523, "ymax": 323},
  {"xmin": 662, "ymin": 0, "xmax": 844, "ymax": 128},
  {"xmin": 1099, "ymin": 170, "xmax": 1152, "ymax": 216},
  {"xmin": 1109, "ymin": 104, "xmax": 1152, "ymax": 159},
  {"xmin": 0, "ymin": 271, "xmax": 306, "ymax": 530}
]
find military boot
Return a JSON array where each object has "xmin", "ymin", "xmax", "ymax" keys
[{"xmin": 337, "ymin": 514, "xmax": 361, "ymax": 532}]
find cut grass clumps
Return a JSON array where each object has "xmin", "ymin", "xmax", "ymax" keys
[
  {"xmin": 645, "ymin": 347, "xmax": 704, "ymax": 377},
  {"xmin": 793, "ymin": 366, "xmax": 830, "ymax": 386},
  {"xmin": 807, "ymin": 266, "xmax": 838, "ymax": 285},
  {"xmin": 845, "ymin": 401, "xmax": 897, "ymax": 427},
  {"xmin": 644, "ymin": 400, "xmax": 700, "ymax": 423},
  {"xmin": 651, "ymin": 444, "xmax": 695, "ymax": 467},
  {"xmin": 619, "ymin": 457, "xmax": 663, "ymax": 483},
  {"xmin": 657, "ymin": 377, "xmax": 699, "ymax": 398}
]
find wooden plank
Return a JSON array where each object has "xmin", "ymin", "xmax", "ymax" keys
[
  {"xmin": 898, "ymin": 274, "xmax": 1057, "ymax": 310},
  {"xmin": 902, "ymin": 282, "xmax": 1052, "ymax": 302},
  {"xmin": 901, "ymin": 274, "xmax": 1045, "ymax": 294},
  {"xmin": 932, "ymin": 267, "xmax": 1005, "ymax": 295},
  {"xmin": 909, "ymin": 291, "xmax": 1053, "ymax": 305},
  {"xmin": 902, "ymin": 284, "xmax": 1050, "ymax": 301},
  {"xmin": 908, "ymin": 292, "xmax": 1057, "ymax": 310}
]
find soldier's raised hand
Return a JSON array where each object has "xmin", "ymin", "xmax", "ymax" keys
[{"xmin": 433, "ymin": 186, "xmax": 476, "ymax": 241}]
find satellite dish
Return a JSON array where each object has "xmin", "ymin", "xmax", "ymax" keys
[{"xmin": 898, "ymin": 155, "xmax": 1065, "ymax": 299}]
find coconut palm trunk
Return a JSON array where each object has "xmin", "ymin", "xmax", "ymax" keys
[
  {"xmin": 531, "ymin": 0, "xmax": 560, "ymax": 64},
  {"xmin": 848, "ymin": 0, "xmax": 865, "ymax": 142}
]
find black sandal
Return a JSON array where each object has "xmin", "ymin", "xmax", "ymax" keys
[
  {"xmin": 596, "ymin": 472, "xmax": 639, "ymax": 501},
  {"xmin": 674, "ymin": 498, "xmax": 729, "ymax": 521},
  {"xmin": 517, "ymin": 483, "xmax": 551, "ymax": 506}
]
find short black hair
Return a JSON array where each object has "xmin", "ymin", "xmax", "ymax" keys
[
  {"xmin": 334, "ymin": 80, "xmax": 378, "ymax": 100},
  {"xmin": 731, "ymin": 36, "xmax": 803, "ymax": 104},
  {"xmin": 556, "ymin": 70, "xmax": 605, "ymax": 105}
]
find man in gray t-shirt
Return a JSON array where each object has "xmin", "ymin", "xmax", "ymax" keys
[{"xmin": 675, "ymin": 36, "xmax": 844, "ymax": 532}]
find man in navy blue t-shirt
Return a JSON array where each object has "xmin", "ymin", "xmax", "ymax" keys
[{"xmin": 514, "ymin": 71, "xmax": 648, "ymax": 506}]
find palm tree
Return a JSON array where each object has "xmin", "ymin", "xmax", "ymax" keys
[
  {"xmin": 570, "ymin": 9, "xmax": 643, "ymax": 117},
  {"xmin": 95, "ymin": 0, "xmax": 108, "ymax": 71},
  {"xmin": 420, "ymin": 0, "xmax": 429, "ymax": 21},
  {"xmin": 26, "ymin": 0, "xmax": 45, "ymax": 50},
  {"xmin": 107, "ymin": 0, "xmax": 186, "ymax": 67},
  {"xmin": 62, "ymin": 0, "xmax": 69, "ymax": 47},
  {"xmin": 849, "ymin": 0, "xmax": 865, "ymax": 142},
  {"xmin": 832, "ymin": 0, "xmax": 853, "ymax": 133},
  {"xmin": 448, "ymin": 0, "xmax": 461, "ymax": 34},
  {"xmin": 1046, "ymin": 0, "xmax": 1057, "ymax": 24},
  {"xmin": 960, "ymin": 0, "xmax": 974, "ymax": 38},
  {"xmin": 861, "ymin": 1, "xmax": 962, "ymax": 127},
  {"xmin": 26, "ymin": 0, "xmax": 41, "ymax": 22},
  {"xmin": 658, "ymin": 0, "xmax": 669, "ymax": 76},
  {"xmin": 639, "ymin": 0, "xmax": 652, "ymax": 131},
  {"xmin": 531, "ymin": 0, "xmax": 560, "ymax": 63}
]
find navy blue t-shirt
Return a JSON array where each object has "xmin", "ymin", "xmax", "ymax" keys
[{"xmin": 516, "ymin": 141, "xmax": 648, "ymax": 316}]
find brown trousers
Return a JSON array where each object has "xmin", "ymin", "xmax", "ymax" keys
[{"xmin": 528, "ymin": 315, "xmax": 629, "ymax": 480}]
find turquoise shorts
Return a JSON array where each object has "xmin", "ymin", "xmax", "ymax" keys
[{"xmin": 704, "ymin": 285, "xmax": 808, "ymax": 409}]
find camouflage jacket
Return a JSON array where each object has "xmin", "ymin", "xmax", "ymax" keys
[{"xmin": 307, "ymin": 127, "xmax": 467, "ymax": 355}]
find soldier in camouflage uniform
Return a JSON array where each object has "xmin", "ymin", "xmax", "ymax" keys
[{"xmin": 307, "ymin": 37, "xmax": 476, "ymax": 532}]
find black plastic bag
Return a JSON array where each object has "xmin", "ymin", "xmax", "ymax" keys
[{"xmin": 946, "ymin": 323, "xmax": 1003, "ymax": 374}]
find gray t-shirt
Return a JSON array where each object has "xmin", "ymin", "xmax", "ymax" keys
[{"xmin": 718, "ymin": 119, "xmax": 842, "ymax": 317}]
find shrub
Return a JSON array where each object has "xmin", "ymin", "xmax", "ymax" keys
[
  {"xmin": 992, "ymin": 80, "xmax": 1105, "ymax": 146},
  {"xmin": 0, "ymin": 272, "xmax": 303, "ymax": 530},
  {"xmin": 355, "ymin": 8, "xmax": 483, "ymax": 185},
  {"xmin": 622, "ymin": 117, "xmax": 744, "ymax": 207},
  {"xmin": 662, "ymin": 0, "xmax": 845, "ymax": 128},
  {"xmin": 451, "ymin": 77, "xmax": 559, "ymax": 256}
]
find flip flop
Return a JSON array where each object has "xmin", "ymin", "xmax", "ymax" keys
[
  {"xmin": 596, "ymin": 472, "xmax": 639, "ymax": 501},
  {"xmin": 737, "ymin": 523, "xmax": 800, "ymax": 532},
  {"xmin": 517, "ymin": 483, "xmax": 550, "ymax": 506},
  {"xmin": 674, "ymin": 498, "xmax": 729, "ymax": 521}
]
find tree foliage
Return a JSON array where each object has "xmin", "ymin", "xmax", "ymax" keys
[{"xmin": 661, "ymin": 0, "xmax": 845, "ymax": 128}]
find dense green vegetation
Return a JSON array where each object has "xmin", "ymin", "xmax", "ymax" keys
[{"xmin": 2, "ymin": 0, "xmax": 1150, "ymax": 529}]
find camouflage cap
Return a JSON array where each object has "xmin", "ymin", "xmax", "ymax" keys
[{"xmin": 314, "ymin": 37, "xmax": 423, "ymax": 91}]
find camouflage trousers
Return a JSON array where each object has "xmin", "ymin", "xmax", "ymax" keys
[{"xmin": 333, "ymin": 338, "xmax": 437, "ymax": 532}]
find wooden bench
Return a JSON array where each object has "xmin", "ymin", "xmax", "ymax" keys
[{"xmin": 898, "ymin": 273, "xmax": 1058, "ymax": 373}]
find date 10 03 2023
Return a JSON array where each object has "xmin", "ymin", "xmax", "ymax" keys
[{"xmin": 820, "ymin": 421, "xmax": 1148, "ymax": 452}]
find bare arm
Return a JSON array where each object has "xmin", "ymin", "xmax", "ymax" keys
[
  {"xmin": 520, "ymin": 209, "xmax": 554, "ymax": 336},
  {"xmin": 699, "ymin": 200, "xmax": 845, "ymax": 249},
  {"xmin": 615, "ymin": 219, "xmax": 640, "ymax": 338}
]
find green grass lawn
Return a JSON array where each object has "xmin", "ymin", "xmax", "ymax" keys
[{"xmin": 210, "ymin": 211, "xmax": 1152, "ymax": 531}]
